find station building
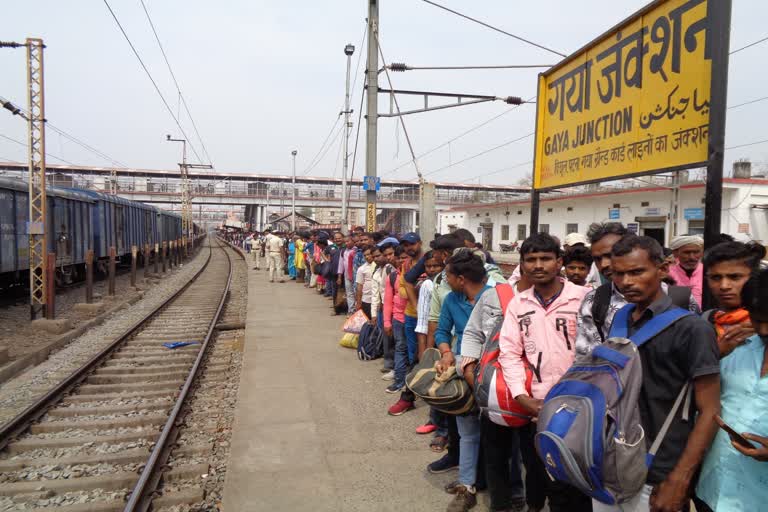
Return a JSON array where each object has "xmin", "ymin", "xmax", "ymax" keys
[{"xmin": 440, "ymin": 171, "xmax": 768, "ymax": 251}]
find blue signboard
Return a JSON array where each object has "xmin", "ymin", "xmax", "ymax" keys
[
  {"xmin": 362, "ymin": 176, "xmax": 381, "ymax": 191},
  {"xmin": 684, "ymin": 207, "xmax": 704, "ymax": 220},
  {"xmin": 608, "ymin": 208, "xmax": 620, "ymax": 220}
]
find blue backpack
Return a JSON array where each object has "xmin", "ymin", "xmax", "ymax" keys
[{"xmin": 535, "ymin": 304, "xmax": 693, "ymax": 505}]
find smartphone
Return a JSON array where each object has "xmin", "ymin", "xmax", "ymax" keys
[{"xmin": 715, "ymin": 415, "xmax": 756, "ymax": 449}]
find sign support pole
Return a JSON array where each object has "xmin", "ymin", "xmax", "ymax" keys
[
  {"xmin": 702, "ymin": 0, "xmax": 732, "ymax": 309},
  {"xmin": 364, "ymin": 0, "xmax": 379, "ymax": 232},
  {"xmin": 529, "ymin": 189, "xmax": 540, "ymax": 236}
]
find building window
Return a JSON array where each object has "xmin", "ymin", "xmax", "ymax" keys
[
  {"xmin": 539, "ymin": 224, "xmax": 550, "ymax": 234},
  {"xmin": 641, "ymin": 201, "xmax": 650, "ymax": 207},
  {"xmin": 567, "ymin": 207, "xmax": 573, "ymax": 212},
  {"xmin": 501, "ymin": 225, "xmax": 510, "ymax": 240},
  {"xmin": 476, "ymin": 213, "xmax": 480, "ymax": 217},
  {"xmin": 517, "ymin": 210, "xmax": 522, "ymax": 215},
  {"xmin": 566, "ymin": 223, "xmax": 578, "ymax": 234},
  {"xmin": 517, "ymin": 224, "xmax": 527, "ymax": 240},
  {"xmin": 547, "ymin": 208, "xmax": 553, "ymax": 213},
  {"xmin": 613, "ymin": 203, "xmax": 621, "ymax": 208}
]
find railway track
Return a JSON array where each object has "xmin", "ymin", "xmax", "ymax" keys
[{"xmin": 0, "ymin": 237, "xmax": 236, "ymax": 511}]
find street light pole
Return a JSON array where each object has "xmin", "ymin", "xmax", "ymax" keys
[
  {"xmin": 341, "ymin": 43, "xmax": 355, "ymax": 235},
  {"xmin": 291, "ymin": 150, "xmax": 297, "ymax": 231}
]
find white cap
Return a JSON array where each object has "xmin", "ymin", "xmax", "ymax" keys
[{"xmin": 564, "ymin": 232, "xmax": 588, "ymax": 247}]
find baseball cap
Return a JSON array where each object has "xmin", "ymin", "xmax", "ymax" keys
[
  {"xmin": 377, "ymin": 236, "xmax": 400, "ymax": 247},
  {"xmin": 400, "ymin": 232, "xmax": 421, "ymax": 244},
  {"xmin": 564, "ymin": 232, "xmax": 588, "ymax": 247}
]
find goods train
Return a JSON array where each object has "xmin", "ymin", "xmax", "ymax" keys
[{"xmin": 0, "ymin": 177, "xmax": 196, "ymax": 288}]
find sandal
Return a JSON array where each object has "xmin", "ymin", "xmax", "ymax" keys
[{"xmin": 429, "ymin": 435, "xmax": 448, "ymax": 452}]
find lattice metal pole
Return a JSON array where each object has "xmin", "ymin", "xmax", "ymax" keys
[{"xmin": 26, "ymin": 38, "xmax": 48, "ymax": 320}]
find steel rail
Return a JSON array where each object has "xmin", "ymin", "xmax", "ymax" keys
[
  {"xmin": 124, "ymin": 238, "xmax": 234, "ymax": 511},
  {"xmin": 0, "ymin": 236, "xmax": 212, "ymax": 450}
]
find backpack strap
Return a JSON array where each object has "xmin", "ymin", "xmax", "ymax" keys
[
  {"xmin": 495, "ymin": 283, "xmax": 515, "ymax": 313},
  {"xmin": 646, "ymin": 381, "xmax": 691, "ymax": 467},
  {"xmin": 591, "ymin": 283, "xmax": 613, "ymax": 343},
  {"xmin": 608, "ymin": 304, "xmax": 692, "ymax": 346},
  {"xmin": 667, "ymin": 285, "xmax": 692, "ymax": 309}
]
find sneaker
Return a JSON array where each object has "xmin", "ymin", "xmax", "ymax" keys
[
  {"xmin": 444, "ymin": 480, "xmax": 461, "ymax": 494},
  {"xmin": 415, "ymin": 423, "xmax": 437, "ymax": 435},
  {"xmin": 381, "ymin": 370, "xmax": 395, "ymax": 381},
  {"xmin": 446, "ymin": 485, "xmax": 476, "ymax": 512},
  {"xmin": 385, "ymin": 383, "xmax": 402, "ymax": 393},
  {"xmin": 427, "ymin": 453, "xmax": 459, "ymax": 474},
  {"xmin": 380, "ymin": 366, "xmax": 392, "ymax": 373},
  {"xmin": 388, "ymin": 399, "xmax": 415, "ymax": 416}
]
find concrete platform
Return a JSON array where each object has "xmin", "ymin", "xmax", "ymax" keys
[{"xmin": 222, "ymin": 270, "xmax": 480, "ymax": 511}]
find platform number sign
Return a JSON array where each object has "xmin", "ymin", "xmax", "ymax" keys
[{"xmin": 362, "ymin": 176, "xmax": 381, "ymax": 191}]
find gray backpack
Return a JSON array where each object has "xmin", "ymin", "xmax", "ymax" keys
[{"xmin": 535, "ymin": 304, "xmax": 693, "ymax": 505}]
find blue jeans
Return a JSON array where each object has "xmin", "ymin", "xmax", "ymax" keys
[
  {"xmin": 456, "ymin": 413, "xmax": 482, "ymax": 487},
  {"xmin": 392, "ymin": 319, "xmax": 408, "ymax": 388},
  {"xmin": 404, "ymin": 314, "xmax": 418, "ymax": 365},
  {"xmin": 430, "ymin": 408, "xmax": 449, "ymax": 438}
]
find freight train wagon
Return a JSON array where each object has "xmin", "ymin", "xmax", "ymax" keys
[{"xmin": 0, "ymin": 177, "xmax": 183, "ymax": 288}]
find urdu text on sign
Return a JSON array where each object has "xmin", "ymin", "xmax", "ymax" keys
[{"xmin": 534, "ymin": 0, "xmax": 712, "ymax": 190}]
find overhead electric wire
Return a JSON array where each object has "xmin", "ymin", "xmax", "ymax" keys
[
  {"xmin": 102, "ymin": 0, "xmax": 204, "ymax": 165},
  {"xmin": 459, "ymin": 160, "xmax": 533, "ymax": 183},
  {"xmin": 302, "ymin": 121, "xmax": 346, "ymax": 176},
  {"xmin": 381, "ymin": 96, "xmax": 534, "ymax": 177},
  {"xmin": 2, "ymin": 95, "xmax": 127, "ymax": 167},
  {"xmin": 420, "ymin": 0, "xmax": 566, "ymax": 58},
  {"xmin": 139, "ymin": 0, "xmax": 214, "ymax": 167},
  {"xmin": 726, "ymin": 138, "xmax": 768, "ymax": 150},
  {"xmin": 0, "ymin": 133, "xmax": 78, "ymax": 165},
  {"xmin": 730, "ymin": 35, "xmax": 768, "ymax": 55},
  {"xmin": 390, "ymin": 64, "xmax": 553, "ymax": 71},
  {"xmin": 422, "ymin": 132, "xmax": 534, "ymax": 178},
  {"xmin": 728, "ymin": 95, "xmax": 768, "ymax": 110},
  {"xmin": 376, "ymin": 31, "xmax": 422, "ymax": 179},
  {"xmin": 302, "ymin": 115, "xmax": 343, "ymax": 175},
  {"xmin": 303, "ymin": 22, "xmax": 367, "ymax": 178}
]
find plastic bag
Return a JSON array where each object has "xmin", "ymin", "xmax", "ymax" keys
[
  {"xmin": 342, "ymin": 309, "xmax": 368, "ymax": 334},
  {"xmin": 339, "ymin": 332, "xmax": 359, "ymax": 349}
]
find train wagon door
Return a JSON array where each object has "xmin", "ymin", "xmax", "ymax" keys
[
  {"xmin": 115, "ymin": 205, "xmax": 125, "ymax": 254},
  {"xmin": 0, "ymin": 189, "xmax": 15, "ymax": 273}
]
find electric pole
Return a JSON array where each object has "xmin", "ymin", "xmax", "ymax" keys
[
  {"xmin": 291, "ymin": 150, "xmax": 297, "ymax": 231},
  {"xmin": 1, "ymin": 39, "xmax": 49, "ymax": 318},
  {"xmin": 365, "ymin": 0, "xmax": 379, "ymax": 232},
  {"xmin": 341, "ymin": 43, "xmax": 355, "ymax": 235},
  {"xmin": 26, "ymin": 38, "xmax": 48, "ymax": 319}
]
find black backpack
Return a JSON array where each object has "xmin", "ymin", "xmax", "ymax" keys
[{"xmin": 591, "ymin": 283, "xmax": 691, "ymax": 342}]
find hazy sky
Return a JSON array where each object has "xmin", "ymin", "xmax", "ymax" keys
[{"xmin": 1, "ymin": 1, "xmax": 766, "ymax": 185}]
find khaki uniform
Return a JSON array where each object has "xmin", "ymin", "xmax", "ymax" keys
[
  {"xmin": 265, "ymin": 234, "xmax": 284, "ymax": 281},
  {"xmin": 252, "ymin": 237, "xmax": 263, "ymax": 269}
]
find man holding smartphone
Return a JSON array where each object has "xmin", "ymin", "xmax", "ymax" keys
[{"xmin": 696, "ymin": 266, "xmax": 768, "ymax": 511}]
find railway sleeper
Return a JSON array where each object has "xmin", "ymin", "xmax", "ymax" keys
[
  {"xmin": 48, "ymin": 402, "xmax": 171, "ymax": 418},
  {"xmin": 103, "ymin": 354, "xmax": 196, "ymax": 365},
  {"xmin": 75, "ymin": 378, "xmax": 184, "ymax": 395},
  {"xmin": 0, "ymin": 463, "xmax": 208, "ymax": 497},
  {"xmin": 87, "ymin": 370, "xmax": 189, "ymax": 385},
  {"xmin": 63, "ymin": 389, "xmax": 180, "ymax": 405},
  {"xmin": 0, "ymin": 443, "xmax": 212, "ymax": 472},
  {"xmin": 7, "ymin": 431, "xmax": 159, "ymax": 455},
  {"xmin": 36, "ymin": 488, "xmax": 205, "ymax": 512},
  {"xmin": 31, "ymin": 413, "xmax": 168, "ymax": 433},
  {"xmin": 93, "ymin": 363, "xmax": 192, "ymax": 375}
]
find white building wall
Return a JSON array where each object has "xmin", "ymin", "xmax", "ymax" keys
[{"xmin": 447, "ymin": 181, "xmax": 768, "ymax": 251}]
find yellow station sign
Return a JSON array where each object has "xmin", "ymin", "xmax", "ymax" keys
[{"xmin": 534, "ymin": 0, "xmax": 712, "ymax": 189}]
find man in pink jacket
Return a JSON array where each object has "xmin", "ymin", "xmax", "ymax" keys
[
  {"xmin": 498, "ymin": 233, "xmax": 592, "ymax": 512},
  {"xmin": 667, "ymin": 234, "xmax": 704, "ymax": 306}
]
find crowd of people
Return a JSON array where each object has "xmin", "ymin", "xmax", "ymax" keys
[{"xmin": 233, "ymin": 223, "xmax": 767, "ymax": 512}]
